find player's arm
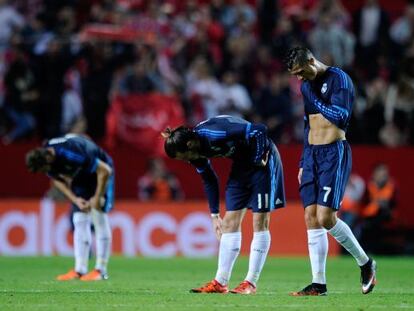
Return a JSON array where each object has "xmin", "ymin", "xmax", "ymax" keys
[
  {"xmin": 220, "ymin": 121, "xmax": 268, "ymax": 165},
  {"xmin": 191, "ymin": 158, "xmax": 222, "ymax": 239},
  {"xmin": 301, "ymin": 81, "xmax": 352, "ymax": 128},
  {"xmin": 52, "ymin": 179, "xmax": 90, "ymax": 211},
  {"xmin": 191, "ymin": 159, "xmax": 220, "ymax": 215},
  {"xmin": 246, "ymin": 123, "xmax": 269, "ymax": 166},
  {"xmin": 89, "ymin": 159, "xmax": 113, "ymax": 210}
]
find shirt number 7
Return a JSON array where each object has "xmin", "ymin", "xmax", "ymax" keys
[{"xmin": 323, "ymin": 186, "xmax": 331, "ymax": 203}]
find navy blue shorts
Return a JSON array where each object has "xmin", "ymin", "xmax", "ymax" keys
[
  {"xmin": 225, "ymin": 143, "xmax": 285, "ymax": 213},
  {"xmin": 71, "ymin": 170, "xmax": 115, "ymax": 213},
  {"xmin": 300, "ymin": 140, "xmax": 351, "ymax": 210}
]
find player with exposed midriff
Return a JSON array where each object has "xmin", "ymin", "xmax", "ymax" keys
[{"xmin": 285, "ymin": 47, "xmax": 377, "ymax": 296}]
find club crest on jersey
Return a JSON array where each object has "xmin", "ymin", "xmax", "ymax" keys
[{"xmin": 321, "ymin": 83, "xmax": 328, "ymax": 94}]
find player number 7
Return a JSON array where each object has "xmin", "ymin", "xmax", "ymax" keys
[{"xmin": 323, "ymin": 186, "xmax": 331, "ymax": 203}]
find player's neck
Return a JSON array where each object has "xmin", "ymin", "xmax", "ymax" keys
[{"xmin": 315, "ymin": 61, "xmax": 329, "ymax": 77}]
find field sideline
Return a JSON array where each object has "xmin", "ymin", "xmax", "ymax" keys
[{"xmin": 0, "ymin": 256, "xmax": 413, "ymax": 310}]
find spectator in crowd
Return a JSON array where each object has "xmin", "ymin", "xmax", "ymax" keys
[
  {"xmin": 219, "ymin": 70, "xmax": 252, "ymax": 118},
  {"xmin": 390, "ymin": 3, "xmax": 414, "ymax": 57},
  {"xmin": 249, "ymin": 45, "xmax": 283, "ymax": 93},
  {"xmin": 340, "ymin": 173, "xmax": 366, "ymax": 239},
  {"xmin": 360, "ymin": 163, "xmax": 397, "ymax": 253},
  {"xmin": 61, "ymin": 67, "xmax": 85, "ymax": 134},
  {"xmin": 33, "ymin": 37, "xmax": 75, "ymax": 138},
  {"xmin": 223, "ymin": 18, "xmax": 255, "ymax": 85},
  {"xmin": 360, "ymin": 77, "xmax": 387, "ymax": 144},
  {"xmin": 308, "ymin": 12, "xmax": 355, "ymax": 68},
  {"xmin": 257, "ymin": 0, "xmax": 278, "ymax": 44},
  {"xmin": 226, "ymin": 0, "xmax": 256, "ymax": 31},
  {"xmin": 120, "ymin": 60, "xmax": 155, "ymax": 95},
  {"xmin": 382, "ymin": 71, "xmax": 414, "ymax": 146},
  {"xmin": 2, "ymin": 47, "xmax": 38, "ymax": 144},
  {"xmin": 138, "ymin": 157, "xmax": 183, "ymax": 201},
  {"xmin": 0, "ymin": 0, "xmax": 413, "ymax": 147},
  {"xmin": 251, "ymin": 72, "xmax": 292, "ymax": 143},
  {"xmin": 81, "ymin": 41, "xmax": 115, "ymax": 140},
  {"xmin": 186, "ymin": 57, "xmax": 223, "ymax": 122},
  {"xmin": 353, "ymin": 0, "xmax": 390, "ymax": 80},
  {"xmin": 310, "ymin": 0, "xmax": 351, "ymax": 30},
  {"xmin": 0, "ymin": 0, "xmax": 25, "ymax": 50},
  {"xmin": 20, "ymin": 12, "xmax": 52, "ymax": 55},
  {"xmin": 271, "ymin": 14, "xmax": 304, "ymax": 62}
]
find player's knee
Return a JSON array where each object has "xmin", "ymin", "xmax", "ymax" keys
[
  {"xmin": 317, "ymin": 211, "xmax": 336, "ymax": 229},
  {"xmin": 222, "ymin": 217, "xmax": 241, "ymax": 232},
  {"xmin": 252, "ymin": 213, "xmax": 270, "ymax": 231},
  {"xmin": 304, "ymin": 210, "xmax": 318, "ymax": 227}
]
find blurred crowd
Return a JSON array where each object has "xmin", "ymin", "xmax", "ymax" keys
[
  {"xmin": 340, "ymin": 163, "xmax": 399, "ymax": 254},
  {"xmin": 1, "ymin": 0, "xmax": 414, "ymax": 146}
]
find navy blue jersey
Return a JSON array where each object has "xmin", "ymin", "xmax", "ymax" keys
[
  {"xmin": 45, "ymin": 134, "xmax": 113, "ymax": 181},
  {"xmin": 189, "ymin": 116, "xmax": 273, "ymax": 213},
  {"xmin": 299, "ymin": 67, "xmax": 354, "ymax": 167},
  {"xmin": 193, "ymin": 115, "xmax": 270, "ymax": 163},
  {"xmin": 302, "ymin": 67, "xmax": 354, "ymax": 130}
]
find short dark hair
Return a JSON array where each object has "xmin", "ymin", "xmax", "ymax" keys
[
  {"xmin": 26, "ymin": 148, "xmax": 50, "ymax": 172},
  {"xmin": 162, "ymin": 126, "xmax": 197, "ymax": 158},
  {"xmin": 284, "ymin": 47, "xmax": 313, "ymax": 70}
]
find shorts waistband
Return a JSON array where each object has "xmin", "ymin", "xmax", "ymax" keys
[{"xmin": 309, "ymin": 140, "xmax": 348, "ymax": 150}]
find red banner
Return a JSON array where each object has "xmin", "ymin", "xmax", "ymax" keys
[
  {"xmin": 106, "ymin": 93, "xmax": 185, "ymax": 156},
  {"xmin": 0, "ymin": 199, "xmax": 340, "ymax": 257},
  {"xmin": 79, "ymin": 24, "xmax": 157, "ymax": 43}
]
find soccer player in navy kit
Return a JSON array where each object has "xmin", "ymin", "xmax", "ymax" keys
[
  {"xmin": 26, "ymin": 134, "xmax": 114, "ymax": 281},
  {"xmin": 285, "ymin": 47, "xmax": 376, "ymax": 296},
  {"xmin": 162, "ymin": 115, "xmax": 285, "ymax": 294}
]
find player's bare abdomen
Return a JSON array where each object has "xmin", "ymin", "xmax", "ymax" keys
[{"xmin": 308, "ymin": 113, "xmax": 346, "ymax": 145}]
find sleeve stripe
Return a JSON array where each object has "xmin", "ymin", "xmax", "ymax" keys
[
  {"xmin": 196, "ymin": 129, "xmax": 226, "ymax": 135},
  {"xmin": 331, "ymin": 67, "xmax": 348, "ymax": 89},
  {"xmin": 196, "ymin": 129, "xmax": 226, "ymax": 138},
  {"xmin": 245, "ymin": 122, "xmax": 251, "ymax": 140},
  {"xmin": 332, "ymin": 105, "xmax": 349, "ymax": 118},
  {"xmin": 90, "ymin": 158, "xmax": 99, "ymax": 173},
  {"xmin": 314, "ymin": 100, "xmax": 346, "ymax": 121}
]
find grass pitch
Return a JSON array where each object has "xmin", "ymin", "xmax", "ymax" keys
[{"xmin": 0, "ymin": 256, "xmax": 413, "ymax": 310}]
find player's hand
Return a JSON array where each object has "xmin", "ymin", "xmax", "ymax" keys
[
  {"xmin": 211, "ymin": 215, "xmax": 222, "ymax": 240},
  {"xmin": 75, "ymin": 197, "xmax": 90, "ymax": 211},
  {"xmin": 298, "ymin": 168, "xmax": 303, "ymax": 184}
]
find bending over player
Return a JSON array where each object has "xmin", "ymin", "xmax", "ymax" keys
[
  {"xmin": 285, "ymin": 47, "xmax": 376, "ymax": 296},
  {"xmin": 26, "ymin": 134, "xmax": 114, "ymax": 281},
  {"xmin": 162, "ymin": 115, "xmax": 285, "ymax": 294}
]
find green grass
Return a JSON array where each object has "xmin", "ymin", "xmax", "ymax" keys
[{"xmin": 0, "ymin": 256, "xmax": 413, "ymax": 310}]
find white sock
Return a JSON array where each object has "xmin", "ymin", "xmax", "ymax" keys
[
  {"xmin": 91, "ymin": 209, "xmax": 112, "ymax": 274},
  {"xmin": 308, "ymin": 229, "xmax": 328, "ymax": 284},
  {"xmin": 245, "ymin": 231, "xmax": 271, "ymax": 287},
  {"xmin": 73, "ymin": 212, "xmax": 92, "ymax": 274},
  {"xmin": 328, "ymin": 218, "xmax": 369, "ymax": 266},
  {"xmin": 215, "ymin": 232, "xmax": 241, "ymax": 286}
]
